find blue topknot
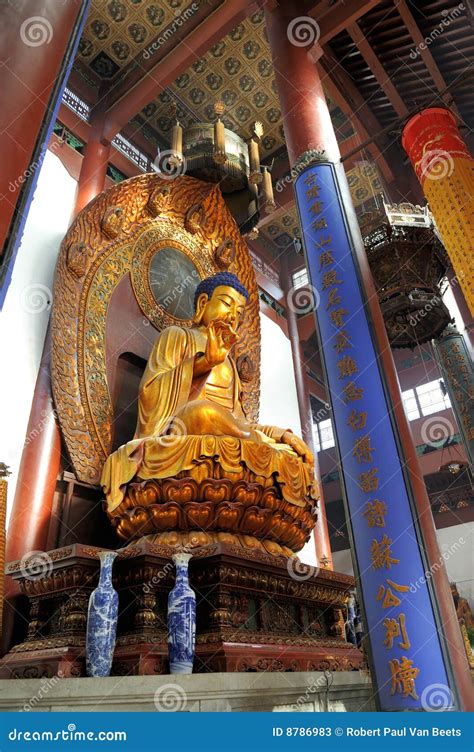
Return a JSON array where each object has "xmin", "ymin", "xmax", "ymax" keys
[{"xmin": 193, "ymin": 272, "xmax": 249, "ymax": 310}]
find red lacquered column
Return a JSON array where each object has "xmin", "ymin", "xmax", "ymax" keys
[
  {"xmin": 3, "ymin": 122, "xmax": 110, "ymax": 652},
  {"xmin": 74, "ymin": 119, "xmax": 111, "ymax": 215},
  {"xmin": 266, "ymin": 1, "xmax": 473, "ymax": 711},
  {"xmin": 280, "ymin": 255, "xmax": 333, "ymax": 569}
]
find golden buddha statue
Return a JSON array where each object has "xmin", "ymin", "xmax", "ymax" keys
[{"xmin": 102, "ymin": 272, "xmax": 318, "ymax": 556}]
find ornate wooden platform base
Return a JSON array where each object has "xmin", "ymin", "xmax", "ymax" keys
[{"xmin": 1, "ymin": 541, "xmax": 364, "ymax": 678}]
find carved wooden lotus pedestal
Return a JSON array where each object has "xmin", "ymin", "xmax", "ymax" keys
[
  {"xmin": 108, "ymin": 472, "xmax": 318, "ymax": 557},
  {"xmin": 1, "ymin": 541, "xmax": 363, "ymax": 679}
]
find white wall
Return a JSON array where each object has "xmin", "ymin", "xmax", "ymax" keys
[
  {"xmin": 332, "ymin": 549, "xmax": 355, "ymax": 576},
  {"xmin": 0, "ymin": 150, "xmax": 77, "ymax": 521},
  {"xmin": 333, "ymin": 521, "xmax": 474, "ymax": 609},
  {"xmin": 436, "ymin": 522, "xmax": 474, "ymax": 610},
  {"xmin": 259, "ymin": 312, "xmax": 319, "ymax": 566},
  {"xmin": 259, "ymin": 312, "xmax": 301, "ymax": 434}
]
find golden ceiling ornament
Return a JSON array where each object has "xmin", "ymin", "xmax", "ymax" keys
[
  {"xmin": 214, "ymin": 100, "xmax": 225, "ymax": 118},
  {"xmin": 51, "ymin": 174, "xmax": 260, "ymax": 484},
  {"xmin": 252, "ymin": 121, "xmax": 264, "ymax": 142},
  {"xmin": 168, "ymin": 101, "xmax": 178, "ymax": 120}
]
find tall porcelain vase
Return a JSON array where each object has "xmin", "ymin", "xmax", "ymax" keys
[
  {"xmin": 86, "ymin": 551, "xmax": 119, "ymax": 677},
  {"xmin": 168, "ymin": 553, "xmax": 196, "ymax": 674}
]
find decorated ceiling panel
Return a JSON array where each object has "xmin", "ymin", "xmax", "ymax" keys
[
  {"xmin": 138, "ymin": 10, "xmax": 354, "ymax": 157},
  {"xmin": 74, "ymin": 3, "xmax": 355, "ymax": 159},
  {"xmin": 78, "ymin": 0, "xmax": 184, "ymax": 79}
]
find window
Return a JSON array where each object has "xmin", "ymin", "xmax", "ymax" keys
[
  {"xmin": 416, "ymin": 379, "xmax": 451, "ymax": 416},
  {"xmin": 402, "ymin": 388, "xmax": 420, "ymax": 421},
  {"xmin": 313, "ymin": 418, "xmax": 335, "ymax": 452},
  {"xmin": 62, "ymin": 87, "xmax": 90, "ymax": 121},
  {"xmin": 402, "ymin": 379, "xmax": 451, "ymax": 421},
  {"xmin": 292, "ymin": 268, "xmax": 309, "ymax": 289}
]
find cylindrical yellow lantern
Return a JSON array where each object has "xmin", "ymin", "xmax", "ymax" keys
[
  {"xmin": 248, "ymin": 138, "xmax": 262, "ymax": 184},
  {"xmin": 402, "ymin": 108, "xmax": 474, "ymax": 315},
  {"xmin": 214, "ymin": 118, "xmax": 226, "ymax": 164},
  {"xmin": 170, "ymin": 120, "xmax": 183, "ymax": 161},
  {"xmin": 262, "ymin": 166, "xmax": 276, "ymax": 212}
]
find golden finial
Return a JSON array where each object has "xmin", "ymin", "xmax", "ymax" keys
[
  {"xmin": 252, "ymin": 121, "xmax": 264, "ymax": 141},
  {"xmin": 168, "ymin": 101, "xmax": 178, "ymax": 121},
  {"xmin": 214, "ymin": 100, "xmax": 225, "ymax": 118}
]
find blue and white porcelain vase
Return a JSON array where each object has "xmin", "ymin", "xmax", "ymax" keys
[
  {"xmin": 168, "ymin": 553, "xmax": 196, "ymax": 674},
  {"xmin": 86, "ymin": 551, "xmax": 119, "ymax": 677}
]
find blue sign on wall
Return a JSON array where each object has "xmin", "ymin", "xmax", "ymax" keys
[{"xmin": 295, "ymin": 163, "xmax": 453, "ymax": 711}]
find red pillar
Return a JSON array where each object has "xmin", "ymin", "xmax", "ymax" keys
[
  {"xmin": 3, "ymin": 122, "xmax": 110, "ymax": 652},
  {"xmin": 75, "ymin": 119, "xmax": 111, "ymax": 215},
  {"xmin": 266, "ymin": 2, "xmax": 473, "ymax": 710},
  {"xmin": 280, "ymin": 255, "xmax": 333, "ymax": 569},
  {"xmin": 0, "ymin": 0, "xmax": 89, "ymax": 282},
  {"xmin": 2, "ymin": 330, "xmax": 61, "ymax": 652}
]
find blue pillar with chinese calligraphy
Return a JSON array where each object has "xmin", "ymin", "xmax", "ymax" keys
[
  {"xmin": 265, "ymin": 0, "xmax": 472, "ymax": 713},
  {"xmin": 295, "ymin": 163, "xmax": 455, "ymax": 711}
]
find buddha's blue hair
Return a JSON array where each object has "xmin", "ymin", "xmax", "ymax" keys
[{"xmin": 193, "ymin": 272, "xmax": 249, "ymax": 310}]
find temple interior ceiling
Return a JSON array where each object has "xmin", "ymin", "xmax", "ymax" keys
[
  {"xmin": 75, "ymin": 2, "xmax": 355, "ymax": 158},
  {"xmin": 70, "ymin": 0, "xmax": 473, "ymax": 260},
  {"xmin": 259, "ymin": 206, "xmax": 301, "ymax": 253}
]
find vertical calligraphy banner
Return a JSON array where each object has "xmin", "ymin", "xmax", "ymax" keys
[
  {"xmin": 433, "ymin": 328, "xmax": 474, "ymax": 470},
  {"xmin": 295, "ymin": 162, "xmax": 455, "ymax": 711}
]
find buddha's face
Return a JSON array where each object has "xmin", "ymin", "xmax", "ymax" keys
[{"xmin": 196, "ymin": 285, "xmax": 247, "ymax": 330}]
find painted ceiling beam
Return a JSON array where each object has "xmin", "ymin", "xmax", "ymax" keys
[
  {"xmin": 346, "ymin": 20, "xmax": 409, "ymax": 118},
  {"xmin": 393, "ymin": 0, "xmax": 460, "ymax": 116},
  {"xmin": 308, "ymin": 0, "xmax": 383, "ymax": 39}
]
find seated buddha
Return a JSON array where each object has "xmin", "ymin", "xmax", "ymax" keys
[{"xmin": 101, "ymin": 272, "xmax": 318, "ymax": 554}]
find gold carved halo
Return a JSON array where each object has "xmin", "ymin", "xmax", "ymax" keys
[{"xmin": 130, "ymin": 219, "xmax": 214, "ymax": 329}]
